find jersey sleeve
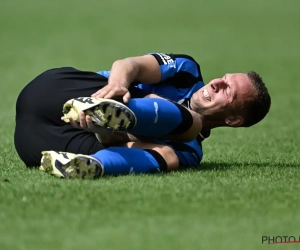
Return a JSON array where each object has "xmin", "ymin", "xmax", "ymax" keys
[{"xmin": 149, "ymin": 53, "xmax": 203, "ymax": 84}]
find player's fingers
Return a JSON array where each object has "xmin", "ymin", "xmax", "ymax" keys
[
  {"xmin": 123, "ymin": 91, "xmax": 131, "ymax": 103},
  {"xmin": 103, "ymin": 90, "xmax": 119, "ymax": 99},
  {"xmin": 69, "ymin": 117, "xmax": 81, "ymax": 129},
  {"xmin": 86, "ymin": 115, "xmax": 94, "ymax": 129},
  {"xmin": 94, "ymin": 85, "xmax": 115, "ymax": 98},
  {"xmin": 91, "ymin": 89, "xmax": 101, "ymax": 97},
  {"xmin": 86, "ymin": 115, "xmax": 108, "ymax": 133},
  {"xmin": 92, "ymin": 88, "xmax": 108, "ymax": 98},
  {"xmin": 79, "ymin": 111, "xmax": 88, "ymax": 128}
]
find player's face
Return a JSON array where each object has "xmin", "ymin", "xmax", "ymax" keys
[{"xmin": 191, "ymin": 73, "xmax": 256, "ymax": 122}]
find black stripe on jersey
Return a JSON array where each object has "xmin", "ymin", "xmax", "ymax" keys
[
  {"xmin": 160, "ymin": 71, "xmax": 201, "ymax": 89},
  {"xmin": 197, "ymin": 130, "xmax": 211, "ymax": 143},
  {"xmin": 152, "ymin": 53, "xmax": 203, "ymax": 88},
  {"xmin": 128, "ymin": 86, "xmax": 152, "ymax": 98},
  {"xmin": 171, "ymin": 54, "xmax": 203, "ymax": 82}
]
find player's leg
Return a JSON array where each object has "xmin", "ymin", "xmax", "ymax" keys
[
  {"xmin": 14, "ymin": 67, "xmax": 152, "ymax": 167},
  {"xmin": 15, "ymin": 67, "xmax": 109, "ymax": 125},
  {"xmin": 125, "ymin": 98, "xmax": 196, "ymax": 137},
  {"xmin": 63, "ymin": 97, "xmax": 199, "ymax": 140},
  {"xmin": 39, "ymin": 142, "xmax": 179, "ymax": 179},
  {"xmin": 16, "ymin": 120, "xmax": 109, "ymax": 167},
  {"xmin": 14, "ymin": 67, "xmax": 109, "ymax": 167}
]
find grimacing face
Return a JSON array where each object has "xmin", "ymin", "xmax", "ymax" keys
[{"xmin": 190, "ymin": 73, "xmax": 257, "ymax": 126}]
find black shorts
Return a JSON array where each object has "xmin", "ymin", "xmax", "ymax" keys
[{"xmin": 14, "ymin": 67, "xmax": 149, "ymax": 167}]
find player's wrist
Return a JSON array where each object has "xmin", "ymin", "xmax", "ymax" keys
[{"xmin": 107, "ymin": 77, "xmax": 131, "ymax": 89}]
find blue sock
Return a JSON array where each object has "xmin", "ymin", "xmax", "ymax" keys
[
  {"xmin": 126, "ymin": 98, "xmax": 183, "ymax": 136},
  {"xmin": 91, "ymin": 147, "xmax": 166, "ymax": 175}
]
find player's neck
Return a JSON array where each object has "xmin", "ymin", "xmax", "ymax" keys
[{"xmin": 201, "ymin": 116, "xmax": 227, "ymax": 130}]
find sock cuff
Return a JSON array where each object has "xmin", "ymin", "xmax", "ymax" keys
[
  {"xmin": 168, "ymin": 102, "xmax": 193, "ymax": 135},
  {"xmin": 144, "ymin": 149, "xmax": 168, "ymax": 171}
]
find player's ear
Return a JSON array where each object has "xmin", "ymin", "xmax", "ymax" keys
[{"xmin": 225, "ymin": 115, "xmax": 244, "ymax": 127}]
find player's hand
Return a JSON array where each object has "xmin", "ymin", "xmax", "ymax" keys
[
  {"xmin": 61, "ymin": 111, "xmax": 107, "ymax": 134},
  {"xmin": 91, "ymin": 84, "xmax": 131, "ymax": 103}
]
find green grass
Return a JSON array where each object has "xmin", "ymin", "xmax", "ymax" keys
[{"xmin": 0, "ymin": 0, "xmax": 300, "ymax": 249}]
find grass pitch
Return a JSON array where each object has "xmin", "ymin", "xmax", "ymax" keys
[{"xmin": 0, "ymin": 0, "xmax": 299, "ymax": 249}]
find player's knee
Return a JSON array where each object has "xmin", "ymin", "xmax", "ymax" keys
[
  {"xmin": 16, "ymin": 69, "xmax": 55, "ymax": 109},
  {"xmin": 145, "ymin": 146, "xmax": 179, "ymax": 171},
  {"xmin": 16, "ymin": 68, "xmax": 69, "ymax": 118},
  {"xmin": 163, "ymin": 147, "xmax": 180, "ymax": 170}
]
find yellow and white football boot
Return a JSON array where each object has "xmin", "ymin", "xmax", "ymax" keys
[
  {"xmin": 62, "ymin": 97, "xmax": 136, "ymax": 131},
  {"xmin": 39, "ymin": 151, "xmax": 104, "ymax": 179}
]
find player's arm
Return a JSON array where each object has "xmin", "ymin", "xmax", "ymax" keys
[
  {"xmin": 119, "ymin": 141, "xmax": 179, "ymax": 171},
  {"xmin": 92, "ymin": 55, "xmax": 161, "ymax": 102},
  {"xmin": 92, "ymin": 53, "xmax": 202, "ymax": 102},
  {"xmin": 107, "ymin": 55, "xmax": 162, "ymax": 84}
]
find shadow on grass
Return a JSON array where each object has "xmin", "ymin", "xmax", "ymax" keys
[
  {"xmin": 180, "ymin": 161, "xmax": 298, "ymax": 173},
  {"xmin": 17, "ymin": 160, "xmax": 297, "ymax": 180}
]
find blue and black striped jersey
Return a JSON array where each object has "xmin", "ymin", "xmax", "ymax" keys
[
  {"xmin": 97, "ymin": 53, "xmax": 205, "ymax": 102},
  {"xmin": 97, "ymin": 53, "xmax": 207, "ymax": 167}
]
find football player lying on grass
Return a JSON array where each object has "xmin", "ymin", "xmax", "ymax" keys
[
  {"xmin": 14, "ymin": 53, "xmax": 271, "ymax": 178},
  {"xmin": 40, "ymin": 70, "xmax": 270, "ymax": 179}
]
